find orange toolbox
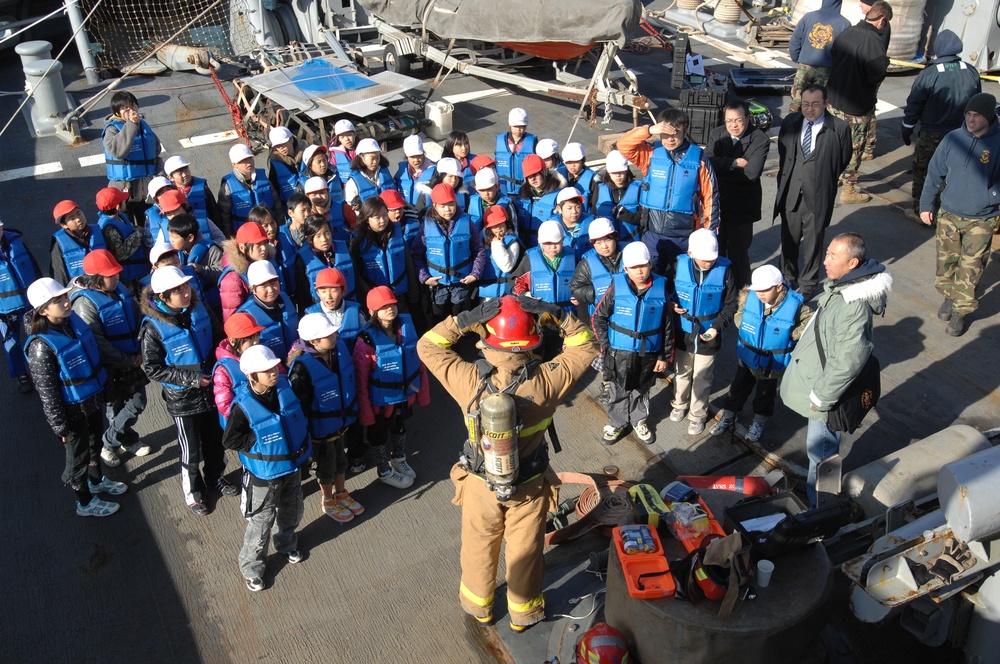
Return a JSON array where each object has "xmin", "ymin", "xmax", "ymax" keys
[{"xmin": 613, "ymin": 525, "xmax": 676, "ymax": 599}]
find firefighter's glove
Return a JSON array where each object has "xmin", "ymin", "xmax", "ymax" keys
[
  {"xmin": 901, "ymin": 126, "xmax": 913, "ymax": 146},
  {"xmin": 456, "ymin": 297, "xmax": 502, "ymax": 334},
  {"xmin": 517, "ymin": 294, "xmax": 565, "ymax": 326}
]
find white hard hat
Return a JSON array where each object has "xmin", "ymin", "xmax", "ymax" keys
[
  {"xmin": 474, "ymin": 167, "xmax": 497, "ymax": 190},
  {"xmin": 562, "ymin": 142, "xmax": 585, "ymax": 162},
  {"xmin": 537, "ymin": 220, "xmax": 565, "ymax": 244},
  {"xmin": 356, "ymin": 138, "xmax": 380, "ymax": 154},
  {"xmin": 229, "ymin": 143, "xmax": 254, "ymax": 163},
  {"xmin": 147, "ymin": 176, "xmax": 173, "ymax": 201},
  {"xmin": 302, "ymin": 144, "xmax": 327, "ymax": 166},
  {"xmin": 150, "ymin": 265, "xmax": 193, "ymax": 294},
  {"xmin": 403, "ymin": 134, "xmax": 424, "ymax": 157},
  {"xmin": 247, "ymin": 260, "xmax": 280, "ymax": 287},
  {"xmin": 149, "ymin": 242, "xmax": 177, "ymax": 265},
  {"xmin": 588, "ymin": 217, "xmax": 616, "ymax": 241},
  {"xmin": 303, "ymin": 176, "xmax": 328, "ymax": 194},
  {"xmin": 622, "ymin": 242, "xmax": 651, "ymax": 268},
  {"xmin": 27, "ymin": 277, "xmax": 71, "ymax": 309},
  {"xmin": 437, "ymin": 157, "xmax": 462, "ymax": 177},
  {"xmin": 163, "ymin": 155, "xmax": 190, "ymax": 176},
  {"xmin": 536, "ymin": 139, "xmax": 559, "ymax": 159},
  {"xmin": 298, "ymin": 312, "xmax": 341, "ymax": 341},
  {"xmin": 268, "ymin": 126, "xmax": 293, "ymax": 146},
  {"xmin": 749, "ymin": 265, "xmax": 784, "ymax": 291},
  {"xmin": 556, "ymin": 187, "xmax": 584, "ymax": 205},
  {"xmin": 687, "ymin": 228, "xmax": 719, "ymax": 261},
  {"xmin": 508, "ymin": 107, "xmax": 529, "ymax": 126},
  {"xmin": 240, "ymin": 344, "xmax": 281, "ymax": 375},
  {"xmin": 334, "ymin": 119, "xmax": 356, "ymax": 135},
  {"xmin": 605, "ymin": 150, "xmax": 629, "ymax": 173}
]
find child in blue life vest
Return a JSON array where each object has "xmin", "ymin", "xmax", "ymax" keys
[
  {"xmin": 213, "ymin": 311, "xmax": 265, "ymax": 425},
  {"xmin": 49, "ymin": 200, "xmax": 107, "ymax": 286},
  {"xmin": 669, "ymin": 229, "xmax": 739, "ymax": 436},
  {"xmin": 283, "ymin": 192, "xmax": 312, "ymax": 250},
  {"xmin": 293, "ymin": 215, "xmax": 355, "ymax": 313},
  {"xmin": 247, "ymin": 205, "xmax": 296, "ymax": 295},
  {"xmin": 478, "ymin": 205, "xmax": 522, "ymax": 301},
  {"xmin": 352, "ymin": 286, "xmax": 430, "ymax": 489},
  {"xmin": 222, "ymin": 344, "xmax": 310, "ymax": 593},
  {"xmin": 394, "ymin": 134, "xmax": 437, "ymax": 213},
  {"xmin": 0, "ymin": 217, "xmax": 42, "ymax": 393},
  {"xmin": 24, "ymin": 277, "xmax": 125, "ymax": 517},
  {"xmin": 217, "ymin": 143, "xmax": 279, "ymax": 237},
  {"xmin": 220, "ymin": 221, "xmax": 273, "ymax": 321},
  {"xmin": 558, "ymin": 142, "xmax": 597, "ymax": 213},
  {"xmin": 494, "ymin": 107, "xmax": 537, "ymax": 197},
  {"xmin": 594, "ymin": 150, "xmax": 643, "ymax": 244},
  {"xmin": 515, "ymin": 154, "xmax": 564, "ymax": 248},
  {"xmin": 140, "ymin": 266, "xmax": 236, "ymax": 516},
  {"xmin": 70, "ymin": 249, "xmax": 151, "ymax": 468},
  {"xmin": 163, "ymin": 155, "xmax": 227, "ymax": 245},
  {"xmin": 289, "ymin": 313, "xmax": 365, "ymax": 523},
  {"xmin": 267, "ymin": 126, "xmax": 303, "ymax": 208},
  {"xmin": 302, "ymin": 176, "xmax": 350, "ymax": 240},
  {"xmin": 468, "ymin": 166, "xmax": 519, "ymax": 234},
  {"xmin": 236, "ymin": 260, "xmax": 299, "ymax": 362},
  {"xmin": 101, "ymin": 90, "xmax": 162, "ymax": 225},
  {"xmin": 442, "ymin": 130, "xmax": 477, "ymax": 190},
  {"xmin": 94, "ymin": 187, "xmax": 148, "ymax": 294},
  {"xmin": 351, "ymin": 195, "xmax": 418, "ymax": 314},
  {"xmin": 306, "ymin": 267, "xmax": 365, "ymax": 352},
  {"xmin": 168, "ymin": 212, "xmax": 223, "ymax": 311},
  {"xmin": 143, "ymin": 176, "xmax": 176, "ymax": 248},
  {"xmin": 710, "ymin": 265, "xmax": 813, "ymax": 444},
  {"xmin": 536, "ymin": 138, "xmax": 562, "ymax": 172},
  {"xmin": 427, "ymin": 158, "xmax": 471, "ymax": 214},
  {"xmin": 326, "ymin": 118, "xmax": 357, "ymax": 184},
  {"xmin": 343, "ymin": 138, "xmax": 397, "ymax": 213},
  {"xmin": 551, "ymin": 186, "xmax": 595, "ymax": 261}
]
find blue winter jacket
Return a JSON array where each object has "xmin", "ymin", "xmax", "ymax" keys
[
  {"xmin": 789, "ymin": 0, "xmax": 851, "ymax": 67},
  {"xmin": 921, "ymin": 121, "xmax": 1000, "ymax": 219}
]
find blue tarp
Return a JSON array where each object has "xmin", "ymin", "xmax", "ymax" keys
[{"xmin": 289, "ymin": 59, "xmax": 377, "ymax": 95}]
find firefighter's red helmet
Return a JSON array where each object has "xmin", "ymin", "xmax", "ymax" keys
[
  {"xmin": 482, "ymin": 296, "xmax": 541, "ymax": 352},
  {"xmin": 576, "ymin": 622, "xmax": 631, "ymax": 664}
]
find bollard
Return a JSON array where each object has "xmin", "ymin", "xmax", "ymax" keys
[
  {"xmin": 23, "ymin": 58, "xmax": 70, "ymax": 136},
  {"xmin": 15, "ymin": 40, "xmax": 53, "ymax": 67}
]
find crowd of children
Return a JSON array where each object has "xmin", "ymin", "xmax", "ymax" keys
[{"xmin": 2, "ymin": 92, "xmax": 818, "ymax": 592}]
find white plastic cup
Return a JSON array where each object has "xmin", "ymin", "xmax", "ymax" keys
[{"xmin": 757, "ymin": 559, "xmax": 774, "ymax": 587}]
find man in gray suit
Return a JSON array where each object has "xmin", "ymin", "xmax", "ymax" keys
[{"xmin": 774, "ymin": 84, "xmax": 853, "ymax": 299}]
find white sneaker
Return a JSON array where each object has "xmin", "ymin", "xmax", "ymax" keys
[
  {"xmin": 379, "ymin": 468, "xmax": 414, "ymax": 489},
  {"xmin": 100, "ymin": 447, "xmax": 121, "ymax": 467},
  {"xmin": 746, "ymin": 420, "xmax": 766, "ymax": 443},
  {"xmin": 390, "ymin": 456, "xmax": 416, "ymax": 480},
  {"xmin": 669, "ymin": 407, "xmax": 687, "ymax": 422},
  {"xmin": 633, "ymin": 420, "xmax": 654, "ymax": 444},
  {"xmin": 709, "ymin": 413, "xmax": 735, "ymax": 437},
  {"xmin": 687, "ymin": 419, "xmax": 706, "ymax": 436},
  {"xmin": 121, "ymin": 441, "xmax": 152, "ymax": 457},
  {"xmin": 76, "ymin": 498, "xmax": 119, "ymax": 517}
]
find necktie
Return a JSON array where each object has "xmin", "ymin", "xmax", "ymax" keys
[{"xmin": 802, "ymin": 121, "xmax": 813, "ymax": 157}]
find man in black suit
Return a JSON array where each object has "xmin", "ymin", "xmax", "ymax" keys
[
  {"xmin": 774, "ymin": 84, "xmax": 853, "ymax": 299},
  {"xmin": 705, "ymin": 100, "xmax": 771, "ymax": 286}
]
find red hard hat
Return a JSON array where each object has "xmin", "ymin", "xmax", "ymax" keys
[
  {"xmin": 159, "ymin": 189, "xmax": 187, "ymax": 214},
  {"xmin": 236, "ymin": 222, "xmax": 269, "ymax": 245},
  {"xmin": 576, "ymin": 623, "xmax": 632, "ymax": 664},
  {"xmin": 380, "ymin": 189, "xmax": 406, "ymax": 210},
  {"xmin": 482, "ymin": 296, "xmax": 541, "ymax": 352},
  {"xmin": 82, "ymin": 249, "xmax": 123, "ymax": 277},
  {"xmin": 95, "ymin": 187, "xmax": 129, "ymax": 212},
  {"xmin": 224, "ymin": 311, "xmax": 265, "ymax": 340},
  {"xmin": 470, "ymin": 154, "xmax": 496, "ymax": 174},
  {"xmin": 52, "ymin": 200, "xmax": 80, "ymax": 223},
  {"xmin": 521, "ymin": 154, "xmax": 545, "ymax": 178},
  {"xmin": 483, "ymin": 205, "xmax": 509, "ymax": 230},
  {"xmin": 431, "ymin": 183, "xmax": 456, "ymax": 205},
  {"xmin": 315, "ymin": 267, "xmax": 346, "ymax": 289},
  {"xmin": 367, "ymin": 285, "xmax": 398, "ymax": 311}
]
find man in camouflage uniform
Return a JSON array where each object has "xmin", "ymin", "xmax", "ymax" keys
[
  {"xmin": 900, "ymin": 29, "xmax": 981, "ymax": 223},
  {"xmin": 920, "ymin": 93, "xmax": 1000, "ymax": 337},
  {"xmin": 788, "ymin": 0, "xmax": 851, "ymax": 113},
  {"xmin": 859, "ymin": 0, "xmax": 891, "ymax": 162},
  {"xmin": 826, "ymin": 1, "xmax": 891, "ymax": 204}
]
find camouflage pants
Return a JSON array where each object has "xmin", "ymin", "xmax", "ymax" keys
[
  {"xmin": 828, "ymin": 107, "xmax": 874, "ymax": 184},
  {"xmin": 935, "ymin": 210, "xmax": 999, "ymax": 314},
  {"xmin": 911, "ymin": 131, "xmax": 946, "ymax": 208},
  {"xmin": 789, "ymin": 65, "xmax": 831, "ymax": 112}
]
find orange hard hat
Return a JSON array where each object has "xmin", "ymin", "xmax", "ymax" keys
[
  {"xmin": 367, "ymin": 285, "xmax": 398, "ymax": 311},
  {"xmin": 82, "ymin": 249, "xmax": 123, "ymax": 277},
  {"xmin": 576, "ymin": 623, "xmax": 631, "ymax": 664},
  {"xmin": 482, "ymin": 296, "xmax": 541, "ymax": 352}
]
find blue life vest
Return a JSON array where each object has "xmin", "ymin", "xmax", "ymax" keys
[
  {"xmin": 25, "ymin": 312, "xmax": 106, "ymax": 404},
  {"xmin": 183, "ymin": 179, "xmax": 213, "ymax": 235},
  {"xmin": 331, "ymin": 149, "xmax": 353, "ymax": 184},
  {"xmin": 527, "ymin": 247, "xmax": 575, "ymax": 311},
  {"xmin": 639, "ymin": 144, "xmax": 702, "ymax": 215},
  {"xmin": 183, "ymin": 240, "xmax": 214, "ymax": 267},
  {"xmin": 606, "ymin": 273, "xmax": 667, "ymax": 354},
  {"xmin": 70, "ymin": 285, "xmax": 140, "ymax": 354},
  {"xmin": 559, "ymin": 166, "xmax": 597, "ymax": 212},
  {"xmin": 394, "ymin": 162, "xmax": 436, "ymax": 208},
  {"xmin": 53, "ymin": 227, "xmax": 107, "ymax": 280},
  {"xmin": 561, "ymin": 215, "xmax": 594, "ymax": 261},
  {"xmin": 468, "ymin": 194, "xmax": 517, "ymax": 234},
  {"xmin": 582, "ymin": 249, "xmax": 620, "ymax": 315},
  {"xmin": 297, "ymin": 242, "xmax": 354, "ymax": 302},
  {"xmin": 237, "ymin": 293, "xmax": 299, "ymax": 359},
  {"xmin": 273, "ymin": 232, "xmax": 299, "ymax": 295},
  {"xmin": 737, "ymin": 289, "xmax": 804, "ymax": 373},
  {"xmin": 96, "ymin": 212, "xmax": 149, "ymax": 283},
  {"xmin": 143, "ymin": 301, "xmax": 214, "ymax": 390},
  {"xmin": 595, "ymin": 180, "xmax": 642, "ymax": 243},
  {"xmin": 146, "ymin": 205, "xmax": 169, "ymax": 246},
  {"xmin": 233, "ymin": 376, "xmax": 312, "ymax": 480},
  {"xmin": 494, "ymin": 133, "xmax": 537, "ymax": 195},
  {"xmin": 305, "ymin": 300, "xmax": 363, "ymax": 348},
  {"xmin": 673, "ymin": 254, "xmax": 731, "ymax": 335},
  {"xmin": 359, "ymin": 226, "xmax": 409, "ymax": 294},
  {"xmin": 478, "ymin": 234, "xmax": 520, "ymax": 299},
  {"xmin": 290, "ymin": 346, "xmax": 357, "ymax": 438},
  {"xmin": 423, "ymin": 216, "xmax": 474, "ymax": 285},
  {"xmin": 298, "ymin": 170, "xmax": 345, "ymax": 214},
  {"xmin": 0, "ymin": 231, "xmax": 39, "ymax": 314},
  {"xmin": 213, "ymin": 356, "xmax": 245, "ymax": 427},
  {"xmin": 460, "ymin": 155, "xmax": 476, "ymax": 189},
  {"xmin": 270, "ymin": 158, "xmax": 299, "ymax": 204},
  {"xmin": 515, "ymin": 189, "xmax": 560, "ymax": 248},
  {"xmin": 398, "ymin": 216, "xmax": 420, "ymax": 246},
  {"xmin": 223, "ymin": 171, "xmax": 274, "ymax": 232},
  {"xmin": 102, "ymin": 118, "xmax": 158, "ymax": 181},
  {"xmin": 347, "ymin": 167, "xmax": 395, "ymax": 204},
  {"xmin": 182, "ymin": 241, "xmax": 221, "ymax": 308},
  {"xmin": 364, "ymin": 314, "xmax": 421, "ymax": 407}
]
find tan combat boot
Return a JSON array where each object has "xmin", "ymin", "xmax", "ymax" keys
[{"xmin": 840, "ymin": 181, "xmax": 871, "ymax": 204}]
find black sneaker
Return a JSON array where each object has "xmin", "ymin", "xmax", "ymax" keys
[
  {"xmin": 16, "ymin": 374, "xmax": 33, "ymax": 393},
  {"xmin": 285, "ymin": 550, "xmax": 304, "ymax": 564},
  {"xmin": 216, "ymin": 477, "xmax": 239, "ymax": 497},
  {"xmin": 189, "ymin": 500, "xmax": 209, "ymax": 516},
  {"xmin": 246, "ymin": 577, "xmax": 265, "ymax": 592},
  {"xmin": 349, "ymin": 458, "xmax": 367, "ymax": 474}
]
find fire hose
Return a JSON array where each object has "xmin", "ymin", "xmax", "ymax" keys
[{"xmin": 545, "ymin": 472, "xmax": 634, "ymax": 546}]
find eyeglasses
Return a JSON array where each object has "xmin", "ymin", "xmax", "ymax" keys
[
  {"xmin": 725, "ymin": 118, "xmax": 746, "ymax": 125},
  {"xmin": 800, "ymin": 102, "xmax": 826, "ymax": 109}
]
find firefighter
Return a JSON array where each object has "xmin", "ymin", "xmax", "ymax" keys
[{"xmin": 417, "ymin": 294, "xmax": 598, "ymax": 632}]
